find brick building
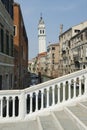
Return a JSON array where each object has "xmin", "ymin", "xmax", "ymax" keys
[{"xmin": 13, "ymin": 2, "xmax": 28, "ymax": 89}]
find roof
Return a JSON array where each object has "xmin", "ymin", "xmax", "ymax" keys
[
  {"xmin": 39, "ymin": 16, "xmax": 44, "ymax": 24},
  {"xmin": 38, "ymin": 52, "xmax": 47, "ymax": 58},
  {"xmin": 47, "ymin": 43, "xmax": 59, "ymax": 48}
]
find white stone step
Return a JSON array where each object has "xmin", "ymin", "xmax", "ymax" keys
[
  {"xmin": 53, "ymin": 110, "xmax": 80, "ymax": 130},
  {"xmin": 79, "ymin": 101, "xmax": 87, "ymax": 109},
  {"xmin": 65, "ymin": 103, "xmax": 87, "ymax": 130},
  {"xmin": 38, "ymin": 114, "xmax": 61, "ymax": 130},
  {"xmin": 0, "ymin": 119, "xmax": 39, "ymax": 130}
]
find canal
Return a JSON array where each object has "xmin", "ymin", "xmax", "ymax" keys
[{"xmin": 41, "ymin": 76, "xmax": 51, "ymax": 82}]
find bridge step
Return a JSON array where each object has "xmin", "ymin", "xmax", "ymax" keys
[
  {"xmin": 0, "ymin": 120, "xmax": 39, "ymax": 130},
  {"xmin": 53, "ymin": 110, "xmax": 80, "ymax": 130},
  {"xmin": 80, "ymin": 101, "xmax": 87, "ymax": 108},
  {"xmin": 37, "ymin": 102, "xmax": 87, "ymax": 130},
  {"xmin": 38, "ymin": 114, "xmax": 60, "ymax": 130},
  {"xmin": 65, "ymin": 102, "xmax": 87, "ymax": 130},
  {"xmin": 0, "ymin": 101, "xmax": 87, "ymax": 130}
]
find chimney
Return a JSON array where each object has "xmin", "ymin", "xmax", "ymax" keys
[{"xmin": 60, "ymin": 24, "xmax": 63, "ymax": 35}]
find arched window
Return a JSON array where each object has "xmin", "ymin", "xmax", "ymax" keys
[{"xmin": 43, "ymin": 30, "xmax": 44, "ymax": 34}]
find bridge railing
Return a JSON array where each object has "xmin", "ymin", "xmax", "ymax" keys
[{"xmin": 0, "ymin": 69, "xmax": 87, "ymax": 121}]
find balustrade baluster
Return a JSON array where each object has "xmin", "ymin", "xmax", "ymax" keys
[
  {"xmin": 13, "ymin": 97, "xmax": 15, "ymax": 117},
  {"xmin": 52, "ymin": 85, "xmax": 55, "ymax": 106},
  {"xmin": 73, "ymin": 79, "xmax": 76, "ymax": 98},
  {"xmin": 68, "ymin": 81, "xmax": 71, "ymax": 100},
  {"xmin": 35, "ymin": 91, "xmax": 38, "ymax": 111},
  {"xmin": 57, "ymin": 85, "xmax": 60, "ymax": 104},
  {"xmin": 0, "ymin": 98, "xmax": 3, "ymax": 118},
  {"xmin": 41, "ymin": 89, "xmax": 44, "ymax": 110},
  {"xmin": 84, "ymin": 75, "xmax": 87, "ymax": 94},
  {"xmin": 79, "ymin": 78, "xmax": 81, "ymax": 96},
  {"xmin": 47, "ymin": 88, "xmax": 49, "ymax": 108},
  {"xmin": 30, "ymin": 93, "xmax": 33, "ymax": 113},
  {"xmin": 6, "ymin": 97, "xmax": 9, "ymax": 118},
  {"xmin": 25, "ymin": 95, "xmax": 27, "ymax": 115},
  {"xmin": 63, "ymin": 83, "xmax": 65, "ymax": 102}
]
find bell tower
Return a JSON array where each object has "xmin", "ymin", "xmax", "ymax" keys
[{"xmin": 38, "ymin": 15, "xmax": 46, "ymax": 54}]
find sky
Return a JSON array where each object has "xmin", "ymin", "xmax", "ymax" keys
[{"xmin": 15, "ymin": 0, "xmax": 87, "ymax": 60}]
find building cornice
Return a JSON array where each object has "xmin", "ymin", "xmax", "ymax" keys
[{"xmin": 0, "ymin": 62, "xmax": 14, "ymax": 67}]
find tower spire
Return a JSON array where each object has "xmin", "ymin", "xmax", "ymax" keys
[
  {"xmin": 40, "ymin": 13, "xmax": 42, "ymax": 18},
  {"xmin": 38, "ymin": 15, "xmax": 46, "ymax": 54}
]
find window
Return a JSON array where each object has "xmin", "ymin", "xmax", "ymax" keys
[
  {"xmin": 14, "ymin": 25, "xmax": 17, "ymax": 36},
  {"xmin": 10, "ymin": 36, "xmax": 13, "ymax": 56},
  {"xmin": 43, "ymin": 30, "xmax": 44, "ymax": 34},
  {"xmin": 52, "ymin": 47, "xmax": 55, "ymax": 50},
  {"xmin": 75, "ymin": 61, "xmax": 80, "ymax": 68},
  {"xmin": 68, "ymin": 41, "xmax": 70, "ymax": 48},
  {"xmin": 40, "ymin": 30, "xmax": 44, "ymax": 34},
  {"xmin": 6, "ymin": 31, "xmax": 9, "ymax": 55},
  {"xmin": 52, "ymin": 60, "xmax": 54, "ymax": 64},
  {"xmin": 80, "ymin": 48, "xmax": 83, "ymax": 58},
  {"xmin": 1, "ymin": 28, "xmax": 4, "ymax": 52},
  {"xmin": 52, "ymin": 53, "xmax": 55, "ymax": 58},
  {"xmin": 80, "ymin": 34, "xmax": 83, "ymax": 41},
  {"xmin": 74, "ymin": 29, "xmax": 80, "ymax": 33}
]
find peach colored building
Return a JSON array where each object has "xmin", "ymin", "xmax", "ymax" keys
[
  {"xmin": 46, "ymin": 43, "xmax": 60, "ymax": 78},
  {"xmin": 37, "ymin": 52, "xmax": 47, "ymax": 75}
]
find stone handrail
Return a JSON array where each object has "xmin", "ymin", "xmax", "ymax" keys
[{"xmin": 0, "ymin": 69, "xmax": 87, "ymax": 122}]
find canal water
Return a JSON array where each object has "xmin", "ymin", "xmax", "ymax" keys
[{"xmin": 41, "ymin": 76, "xmax": 51, "ymax": 82}]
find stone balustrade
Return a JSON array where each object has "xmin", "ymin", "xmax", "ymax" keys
[{"xmin": 0, "ymin": 69, "xmax": 87, "ymax": 122}]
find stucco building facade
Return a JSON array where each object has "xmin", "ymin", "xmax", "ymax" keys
[
  {"xmin": 0, "ymin": 0, "xmax": 14, "ymax": 90},
  {"xmin": 59, "ymin": 21, "xmax": 87, "ymax": 76},
  {"xmin": 70, "ymin": 27, "xmax": 87, "ymax": 72},
  {"xmin": 46, "ymin": 43, "xmax": 60, "ymax": 78}
]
